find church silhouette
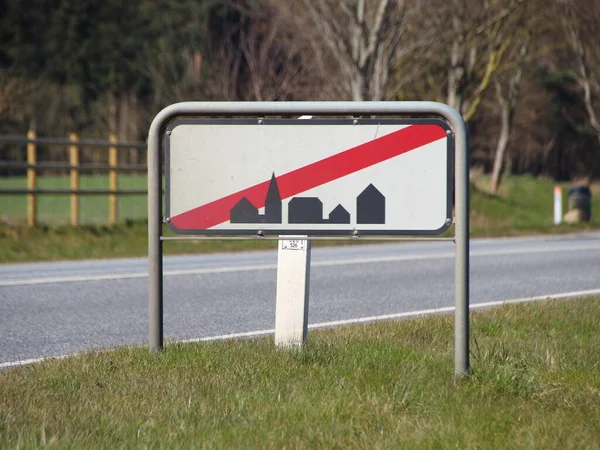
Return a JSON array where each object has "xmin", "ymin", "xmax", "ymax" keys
[{"xmin": 230, "ymin": 173, "xmax": 282, "ymax": 223}]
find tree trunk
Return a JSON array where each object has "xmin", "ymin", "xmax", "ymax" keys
[
  {"xmin": 447, "ymin": 14, "xmax": 465, "ymax": 114},
  {"xmin": 489, "ymin": 102, "xmax": 511, "ymax": 194},
  {"xmin": 489, "ymin": 34, "xmax": 526, "ymax": 193}
]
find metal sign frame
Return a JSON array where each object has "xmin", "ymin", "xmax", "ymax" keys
[{"xmin": 147, "ymin": 101, "xmax": 470, "ymax": 377}]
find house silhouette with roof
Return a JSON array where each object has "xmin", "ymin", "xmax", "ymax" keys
[
  {"xmin": 288, "ymin": 197, "xmax": 323, "ymax": 223},
  {"xmin": 357, "ymin": 184, "xmax": 385, "ymax": 224},
  {"xmin": 327, "ymin": 204, "xmax": 350, "ymax": 224},
  {"xmin": 230, "ymin": 197, "xmax": 259, "ymax": 223}
]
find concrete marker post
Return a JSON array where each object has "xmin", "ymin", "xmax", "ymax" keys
[{"xmin": 275, "ymin": 236, "xmax": 311, "ymax": 347}]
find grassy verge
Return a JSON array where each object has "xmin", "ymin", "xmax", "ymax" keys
[
  {"xmin": 2, "ymin": 298, "xmax": 599, "ymax": 448},
  {"xmin": 469, "ymin": 173, "xmax": 600, "ymax": 235},
  {"xmin": 0, "ymin": 221, "xmax": 278, "ymax": 263},
  {"xmin": 1, "ymin": 174, "xmax": 599, "ymax": 263}
]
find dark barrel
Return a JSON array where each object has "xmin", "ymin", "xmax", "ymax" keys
[{"xmin": 568, "ymin": 186, "xmax": 592, "ymax": 220}]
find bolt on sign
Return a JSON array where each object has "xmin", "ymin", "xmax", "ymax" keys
[{"xmin": 165, "ymin": 118, "xmax": 453, "ymax": 236}]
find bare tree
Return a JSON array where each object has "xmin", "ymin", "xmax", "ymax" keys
[
  {"xmin": 199, "ymin": 2, "xmax": 317, "ymax": 102},
  {"xmin": 489, "ymin": 37, "xmax": 529, "ymax": 193},
  {"xmin": 442, "ymin": 0, "xmax": 528, "ymax": 121},
  {"xmin": 239, "ymin": 7, "xmax": 311, "ymax": 101},
  {"xmin": 272, "ymin": 0, "xmax": 430, "ymax": 101},
  {"xmin": 560, "ymin": 0, "xmax": 600, "ymax": 178}
]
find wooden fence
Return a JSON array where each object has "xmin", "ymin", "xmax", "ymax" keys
[{"xmin": 0, "ymin": 132, "xmax": 147, "ymax": 226}]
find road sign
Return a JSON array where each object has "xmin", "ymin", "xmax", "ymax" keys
[
  {"xmin": 148, "ymin": 101, "xmax": 469, "ymax": 378},
  {"xmin": 165, "ymin": 118, "xmax": 453, "ymax": 236}
]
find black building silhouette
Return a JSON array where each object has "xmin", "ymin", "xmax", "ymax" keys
[
  {"xmin": 288, "ymin": 197, "xmax": 323, "ymax": 223},
  {"xmin": 230, "ymin": 197, "xmax": 259, "ymax": 223},
  {"xmin": 230, "ymin": 173, "xmax": 282, "ymax": 223},
  {"xmin": 357, "ymin": 184, "xmax": 385, "ymax": 224},
  {"xmin": 327, "ymin": 204, "xmax": 350, "ymax": 224},
  {"xmin": 230, "ymin": 172, "xmax": 385, "ymax": 226}
]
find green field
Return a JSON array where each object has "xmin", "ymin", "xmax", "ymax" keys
[
  {"xmin": 2, "ymin": 298, "xmax": 599, "ymax": 448},
  {"xmin": 469, "ymin": 174, "xmax": 599, "ymax": 234},
  {"xmin": 0, "ymin": 174, "xmax": 599, "ymax": 263},
  {"xmin": 0, "ymin": 174, "xmax": 148, "ymax": 224}
]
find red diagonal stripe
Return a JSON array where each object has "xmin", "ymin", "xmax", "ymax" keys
[{"xmin": 171, "ymin": 124, "xmax": 446, "ymax": 230}]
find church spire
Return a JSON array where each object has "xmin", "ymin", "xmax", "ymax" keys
[{"xmin": 263, "ymin": 172, "xmax": 282, "ymax": 223}]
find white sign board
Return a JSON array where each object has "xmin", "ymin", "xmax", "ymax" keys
[{"xmin": 165, "ymin": 118, "xmax": 452, "ymax": 236}]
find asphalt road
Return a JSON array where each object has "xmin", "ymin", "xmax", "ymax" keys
[{"xmin": 1, "ymin": 232, "xmax": 599, "ymax": 365}]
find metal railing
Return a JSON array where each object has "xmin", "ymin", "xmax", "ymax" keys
[{"xmin": 0, "ymin": 131, "xmax": 147, "ymax": 226}]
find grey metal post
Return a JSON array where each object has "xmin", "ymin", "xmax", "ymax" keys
[
  {"xmin": 147, "ymin": 101, "xmax": 469, "ymax": 374},
  {"xmin": 148, "ymin": 114, "xmax": 164, "ymax": 351},
  {"xmin": 451, "ymin": 112, "xmax": 470, "ymax": 378}
]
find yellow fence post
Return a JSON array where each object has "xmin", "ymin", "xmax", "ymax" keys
[
  {"xmin": 26, "ymin": 130, "xmax": 37, "ymax": 227},
  {"xmin": 108, "ymin": 134, "xmax": 118, "ymax": 225},
  {"xmin": 69, "ymin": 133, "xmax": 80, "ymax": 226}
]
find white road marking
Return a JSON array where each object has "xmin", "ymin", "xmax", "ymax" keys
[
  {"xmin": 2, "ymin": 287, "xmax": 599, "ymax": 370},
  {"xmin": 0, "ymin": 356, "xmax": 64, "ymax": 369},
  {"xmin": 0, "ymin": 264, "xmax": 276, "ymax": 287},
  {"xmin": 1, "ymin": 243, "xmax": 600, "ymax": 287}
]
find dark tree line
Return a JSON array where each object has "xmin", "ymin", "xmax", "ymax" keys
[{"xmin": 1, "ymin": 0, "xmax": 599, "ymax": 186}]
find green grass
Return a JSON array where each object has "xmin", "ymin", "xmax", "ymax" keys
[
  {"xmin": 0, "ymin": 220, "xmax": 278, "ymax": 262},
  {"xmin": 0, "ymin": 174, "xmax": 148, "ymax": 224},
  {"xmin": 2, "ymin": 298, "xmax": 599, "ymax": 448},
  {"xmin": 470, "ymin": 174, "xmax": 600, "ymax": 234},
  {"xmin": 0, "ymin": 174, "xmax": 599, "ymax": 263}
]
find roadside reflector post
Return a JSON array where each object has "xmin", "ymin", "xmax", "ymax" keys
[
  {"xmin": 275, "ymin": 236, "xmax": 311, "ymax": 347},
  {"xmin": 554, "ymin": 186, "xmax": 562, "ymax": 225}
]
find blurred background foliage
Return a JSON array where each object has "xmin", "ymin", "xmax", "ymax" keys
[{"xmin": 0, "ymin": 0, "xmax": 599, "ymax": 188}]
